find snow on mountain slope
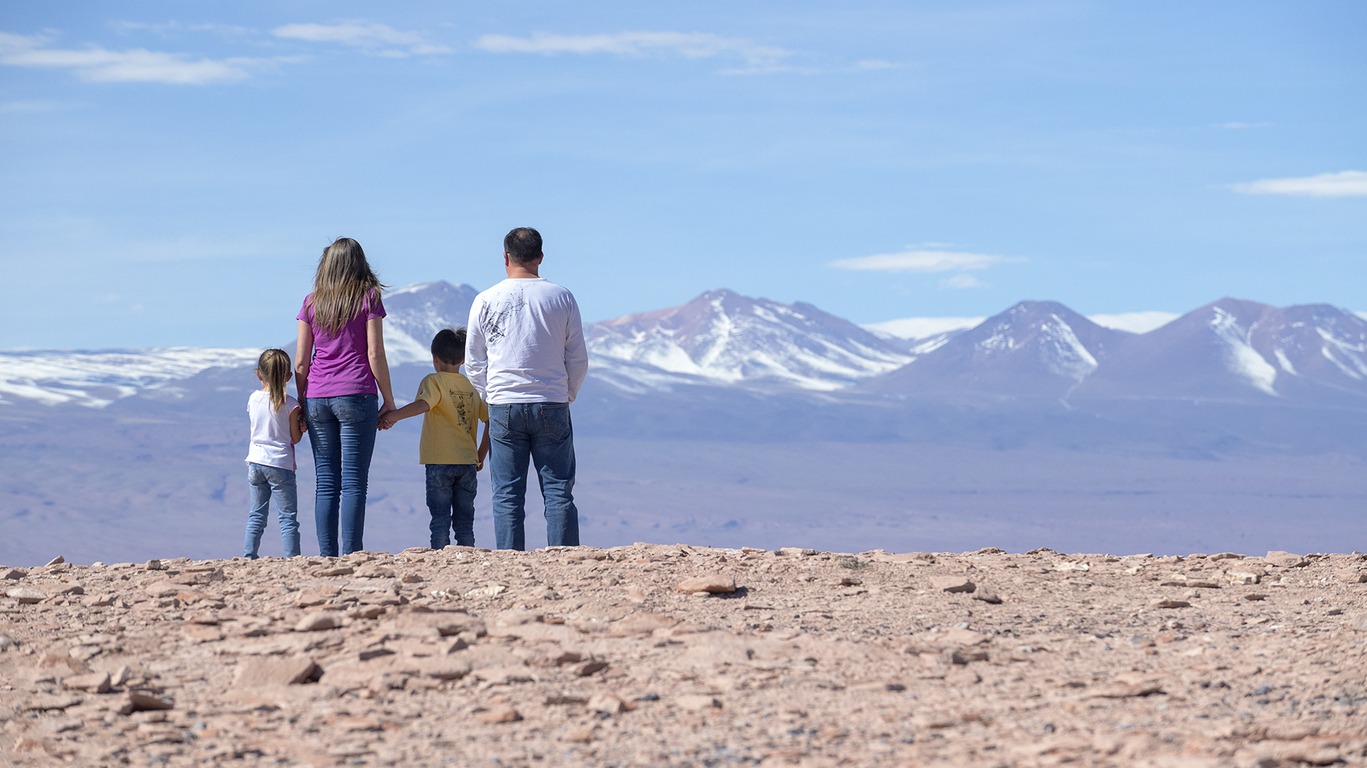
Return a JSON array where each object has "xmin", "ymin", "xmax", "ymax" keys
[
  {"xmin": 1076, "ymin": 298, "xmax": 1367, "ymax": 404},
  {"xmin": 587, "ymin": 289, "xmax": 913, "ymax": 391},
  {"xmin": 861, "ymin": 301, "xmax": 1127, "ymax": 399},
  {"xmin": 381, "ymin": 281, "xmax": 480, "ymax": 364},
  {"xmin": 0, "ymin": 348, "xmax": 261, "ymax": 408}
]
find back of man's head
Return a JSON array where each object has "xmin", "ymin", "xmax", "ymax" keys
[
  {"xmin": 431, "ymin": 327, "xmax": 466, "ymax": 366},
  {"xmin": 504, "ymin": 227, "xmax": 543, "ymax": 264}
]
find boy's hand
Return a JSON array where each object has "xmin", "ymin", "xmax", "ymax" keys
[{"xmin": 377, "ymin": 413, "xmax": 394, "ymax": 430}]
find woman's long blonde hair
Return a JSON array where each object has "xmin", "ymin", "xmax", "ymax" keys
[
  {"xmin": 308, "ymin": 237, "xmax": 385, "ymax": 335},
  {"xmin": 257, "ymin": 349, "xmax": 293, "ymax": 412}
]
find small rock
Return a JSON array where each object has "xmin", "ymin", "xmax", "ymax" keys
[
  {"xmin": 63, "ymin": 672, "xmax": 111, "ymax": 693},
  {"xmin": 44, "ymin": 556, "xmax": 66, "ymax": 567},
  {"xmin": 117, "ymin": 691, "xmax": 173, "ymax": 715},
  {"xmin": 676, "ymin": 575, "xmax": 736, "ymax": 594},
  {"xmin": 776, "ymin": 547, "xmax": 816, "ymax": 557},
  {"xmin": 294, "ymin": 613, "xmax": 343, "ymax": 632},
  {"xmin": 7, "ymin": 587, "xmax": 47, "ymax": 604},
  {"xmin": 0, "ymin": 634, "xmax": 17, "ymax": 651},
  {"xmin": 676, "ymin": 694, "xmax": 722, "ymax": 712},
  {"xmin": 1155, "ymin": 599, "xmax": 1191, "ymax": 609},
  {"xmin": 1054, "ymin": 561, "xmax": 1090, "ymax": 572},
  {"xmin": 144, "ymin": 559, "xmax": 165, "ymax": 571},
  {"xmin": 476, "ymin": 705, "xmax": 521, "ymax": 724},
  {"xmin": 588, "ymin": 693, "xmax": 630, "ymax": 715},
  {"xmin": 1, "ymin": 568, "xmax": 25, "ymax": 580},
  {"xmin": 929, "ymin": 575, "xmax": 976, "ymax": 594},
  {"xmin": 234, "ymin": 657, "xmax": 322, "ymax": 687},
  {"xmin": 971, "ymin": 588, "xmax": 1003, "ymax": 604},
  {"xmin": 1264, "ymin": 551, "xmax": 1308, "ymax": 568}
]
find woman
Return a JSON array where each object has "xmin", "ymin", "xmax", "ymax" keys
[{"xmin": 295, "ymin": 237, "xmax": 396, "ymax": 556}]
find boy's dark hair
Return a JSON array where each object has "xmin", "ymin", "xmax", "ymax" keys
[
  {"xmin": 431, "ymin": 327, "xmax": 466, "ymax": 366},
  {"xmin": 504, "ymin": 227, "xmax": 542, "ymax": 264}
]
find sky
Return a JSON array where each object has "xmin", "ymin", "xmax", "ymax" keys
[{"xmin": 2, "ymin": 1, "xmax": 1364, "ymax": 350}]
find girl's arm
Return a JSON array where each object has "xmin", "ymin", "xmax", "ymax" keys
[
  {"xmin": 295, "ymin": 320, "xmax": 314, "ymax": 401},
  {"xmin": 289, "ymin": 405, "xmax": 304, "ymax": 444},
  {"xmin": 366, "ymin": 317, "xmax": 396, "ymax": 419}
]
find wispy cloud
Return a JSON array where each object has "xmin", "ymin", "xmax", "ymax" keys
[
  {"xmin": 1231, "ymin": 170, "xmax": 1367, "ymax": 198},
  {"xmin": 272, "ymin": 22, "xmax": 452, "ymax": 57},
  {"xmin": 831, "ymin": 247, "xmax": 1020, "ymax": 290},
  {"xmin": 0, "ymin": 30, "xmax": 260, "ymax": 84},
  {"xmin": 830, "ymin": 249, "xmax": 1015, "ymax": 273},
  {"xmin": 473, "ymin": 30, "xmax": 792, "ymax": 74}
]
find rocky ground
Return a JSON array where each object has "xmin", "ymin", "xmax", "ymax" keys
[{"xmin": 2, "ymin": 544, "xmax": 1365, "ymax": 767}]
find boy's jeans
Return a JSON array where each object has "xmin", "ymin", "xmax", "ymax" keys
[
  {"xmin": 244, "ymin": 462, "xmax": 300, "ymax": 558},
  {"xmin": 306, "ymin": 393, "xmax": 378, "ymax": 556},
  {"xmin": 425, "ymin": 464, "xmax": 478, "ymax": 548},
  {"xmin": 488, "ymin": 402, "xmax": 580, "ymax": 551}
]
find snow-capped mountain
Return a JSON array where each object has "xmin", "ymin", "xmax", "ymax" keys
[
  {"xmin": 1075, "ymin": 298, "xmax": 1367, "ymax": 404},
  {"xmin": 382, "ymin": 281, "xmax": 480, "ymax": 364},
  {"xmin": 862, "ymin": 301, "xmax": 1127, "ymax": 399},
  {"xmin": 587, "ymin": 289, "xmax": 913, "ymax": 391},
  {"xmin": 0, "ymin": 347, "xmax": 261, "ymax": 408}
]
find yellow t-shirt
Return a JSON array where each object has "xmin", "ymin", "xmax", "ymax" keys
[{"xmin": 415, "ymin": 371, "xmax": 488, "ymax": 465}]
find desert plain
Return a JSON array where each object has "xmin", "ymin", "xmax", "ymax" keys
[{"xmin": 2, "ymin": 544, "xmax": 1365, "ymax": 767}]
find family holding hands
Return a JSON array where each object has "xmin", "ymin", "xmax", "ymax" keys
[{"xmin": 242, "ymin": 228, "xmax": 588, "ymax": 560}]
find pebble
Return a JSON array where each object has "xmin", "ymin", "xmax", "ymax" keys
[{"xmin": 675, "ymin": 575, "xmax": 737, "ymax": 594}]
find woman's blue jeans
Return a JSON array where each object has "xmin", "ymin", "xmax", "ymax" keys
[{"xmin": 306, "ymin": 393, "xmax": 378, "ymax": 556}]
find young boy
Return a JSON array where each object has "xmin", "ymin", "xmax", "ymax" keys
[{"xmin": 378, "ymin": 328, "xmax": 490, "ymax": 548}]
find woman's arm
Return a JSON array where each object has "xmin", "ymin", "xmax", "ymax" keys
[
  {"xmin": 366, "ymin": 317, "xmax": 396, "ymax": 418},
  {"xmin": 295, "ymin": 320, "xmax": 314, "ymax": 401}
]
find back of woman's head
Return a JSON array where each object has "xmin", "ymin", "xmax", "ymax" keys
[
  {"xmin": 257, "ymin": 348, "xmax": 292, "ymax": 412},
  {"xmin": 310, "ymin": 237, "xmax": 385, "ymax": 334}
]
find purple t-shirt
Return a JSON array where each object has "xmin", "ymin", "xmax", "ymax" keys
[{"xmin": 297, "ymin": 290, "xmax": 386, "ymax": 398}]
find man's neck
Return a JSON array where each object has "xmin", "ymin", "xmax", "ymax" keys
[{"xmin": 506, "ymin": 265, "xmax": 540, "ymax": 279}]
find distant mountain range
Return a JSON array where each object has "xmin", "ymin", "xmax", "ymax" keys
[
  {"xmin": 6, "ymin": 281, "xmax": 1367, "ymax": 410},
  {"xmin": 5, "ymin": 282, "xmax": 1367, "ymax": 565}
]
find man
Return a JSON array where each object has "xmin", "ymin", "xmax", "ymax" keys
[{"xmin": 465, "ymin": 227, "xmax": 589, "ymax": 550}]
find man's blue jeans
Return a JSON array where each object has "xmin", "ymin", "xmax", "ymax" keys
[
  {"xmin": 488, "ymin": 402, "xmax": 580, "ymax": 550},
  {"xmin": 244, "ymin": 462, "xmax": 300, "ymax": 558},
  {"xmin": 425, "ymin": 464, "xmax": 478, "ymax": 548},
  {"xmin": 306, "ymin": 393, "xmax": 378, "ymax": 556}
]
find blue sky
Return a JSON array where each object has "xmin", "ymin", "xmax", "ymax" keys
[{"xmin": 2, "ymin": 1, "xmax": 1364, "ymax": 350}]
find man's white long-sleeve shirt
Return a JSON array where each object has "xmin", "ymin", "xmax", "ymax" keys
[{"xmin": 465, "ymin": 277, "xmax": 588, "ymax": 405}]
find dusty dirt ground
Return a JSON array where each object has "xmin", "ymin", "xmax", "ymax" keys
[{"xmin": 2, "ymin": 544, "xmax": 1365, "ymax": 767}]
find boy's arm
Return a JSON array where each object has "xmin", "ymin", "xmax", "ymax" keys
[
  {"xmin": 476, "ymin": 422, "xmax": 490, "ymax": 470},
  {"xmin": 289, "ymin": 405, "xmax": 304, "ymax": 444},
  {"xmin": 378, "ymin": 399, "xmax": 430, "ymax": 430}
]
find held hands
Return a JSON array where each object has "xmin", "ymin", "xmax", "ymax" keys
[{"xmin": 377, "ymin": 411, "xmax": 398, "ymax": 431}]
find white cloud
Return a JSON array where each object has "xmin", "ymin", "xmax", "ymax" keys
[
  {"xmin": 940, "ymin": 273, "xmax": 986, "ymax": 289},
  {"xmin": 0, "ymin": 30, "xmax": 257, "ymax": 84},
  {"xmin": 473, "ymin": 30, "xmax": 790, "ymax": 72},
  {"xmin": 829, "ymin": 249, "xmax": 1014, "ymax": 273},
  {"xmin": 1088, "ymin": 311, "xmax": 1178, "ymax": 334},
  {"xmin": 1231, "ymin": 170, "xmax": 1367, "ymax": 198},
  {"xmin": 273, "ymin": 22, "xmax": 452, "ymax": 56}
]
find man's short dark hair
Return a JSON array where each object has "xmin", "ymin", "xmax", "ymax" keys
[
  {"xmin": 504, "ymin": 227, "xmax": 543, "ymax": 264},
  {"xmin": 431, "ymin": 327, "xmax": 466, "ymax": 366}
]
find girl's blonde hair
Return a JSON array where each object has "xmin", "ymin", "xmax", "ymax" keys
[
  {"xmin": 257, "ymin": 349, "xmax": 293, "ymax": 412},
  {"xmin": 307, "ymin": 237, "xmax": 385, "ymax": 335}
]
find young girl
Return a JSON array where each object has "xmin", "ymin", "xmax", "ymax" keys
[{"xmin": 244, "ymin": 348, "xmax": 305, "ymax": 559}]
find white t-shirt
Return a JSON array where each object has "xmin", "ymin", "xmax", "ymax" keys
[
  {"xmin": 466, "ymin": 277, "xmax": 589, "ymax": 405},
  {"xmin": 245, "ymin": 389, "xmax": 299, "ymax": 471}
]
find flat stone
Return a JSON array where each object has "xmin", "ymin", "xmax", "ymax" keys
[
  {"xmin": 676, "ymin": 575, "xmax": 737, "ymax": 594},
  {"xmin": 294, "ymin": 613, "xmax": 344, "ymax": 632},
  {"xmin": 63, "ymin": 672, "xmax": 112, "ymax": 693},
  {"xmin": 117, "ymin": 691, "xmax": 173, "ymax": 715},
  {"xmin": 676, "ymin": 694, "xmax": 722, "ymax": 712},
  {"xmin": 928, "ymin": 575, "xmax": 976, "ymax": 594},
  {"xmin": 6, "ymin": 587, "xmax": 47, "ymax": 604},
  {"xmin": 476, "ymin": 705, "xmax": 521, "ymax": 724},
  {"xmin": 1264, "ymin": 551, "xmax": 1309, "ymax": 568},
  {"xmin": 234, "ymin": 657, "xmax": 322, "ymax": 687}
]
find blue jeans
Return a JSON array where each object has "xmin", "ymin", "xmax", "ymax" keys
[
  {"xmin": 426, "ymin": 464, "xmax": 478, "ymax": 548},
  {"xmin": 244, "ymin": 463, "xmax": 300, "ymax": 558},
  {"xmin": 306, "ymin": 393, "xmax": 378, "ymax": 556},
  {"xmin": 488, "ymin": 402, "xmax": 580, "ymax": 550}
]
